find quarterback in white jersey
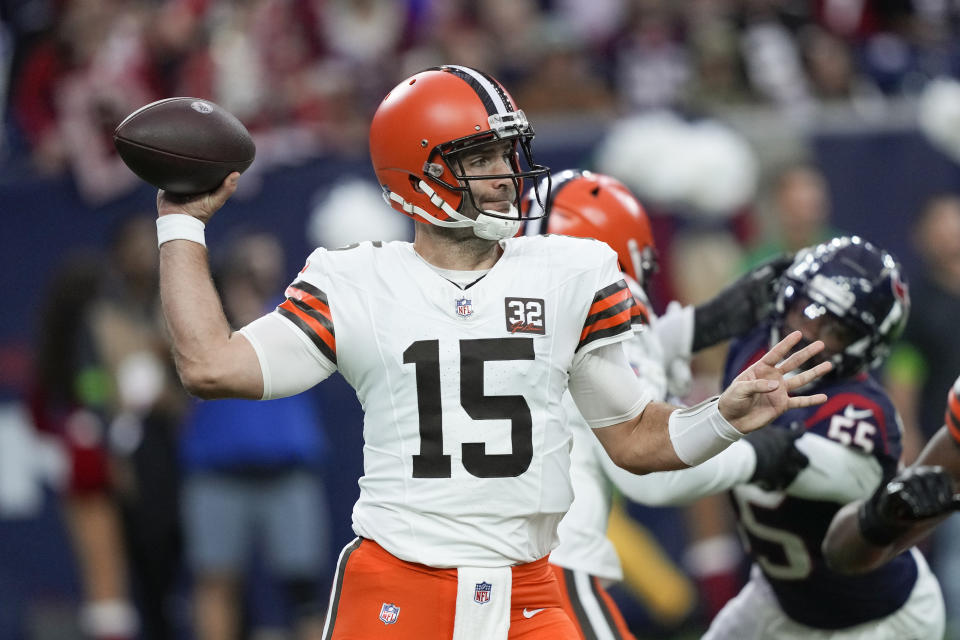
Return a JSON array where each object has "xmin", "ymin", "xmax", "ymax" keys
[
  {"xmin": 245, "ymin": 233, "xmax": 646, "ymax": 567},
  {"xmin": 151, "ymin": 66, "xmax": 832, "ymax": 640}
]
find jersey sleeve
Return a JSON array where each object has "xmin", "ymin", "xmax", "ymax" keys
[
  {"xmin": 275, "ymin": 279, "xmax": 337, "ymax": 365},
  {"xmin": 237, "ymin": 249, "xmax": 339, "ymax": 400},
  {"xmin": 598, "ymin": 438, "xmax": 756, "ymax": 506},
  {"xmin": 946, "ymin": 376, "xmax": 960, "ymax": 445},
  {"xmin": 239, "ymin": 313, "xmax": 336, "ymax": 400},
  {"xmin": 788, "ymin": 433, "xmax": 883, "ymax": 503},
  {"xmin": 575, "ymin": 248, "xmax": 639, "ymax": 353}
]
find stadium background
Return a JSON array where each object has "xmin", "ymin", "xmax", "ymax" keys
[{"xmin": 2, "ymin": 1, "xmax": 960, "ymax": 638}]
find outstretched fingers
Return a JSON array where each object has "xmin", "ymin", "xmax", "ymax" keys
[
  {"xmin": 786, "ymin": 392, "xmax": 829, "ymax": 409},
  {"xmin": 760, "ymin": 330, "xmax": 804, "ymax": 367},
  {"xmin": 776, "ymin": 339, "xmax": 825, "ymax": 373},
  {"xmin": 785, "ymin": 361, "xmax": 834, "ymax": 390}
]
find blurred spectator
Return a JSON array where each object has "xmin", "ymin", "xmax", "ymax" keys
[
  {"xmin": 12, "ymin": 0, "xmax": 168, "ymax": 203},
  {"xmin": 742, "ymin": 162, "xmax": 841, "ymax": 269},
  {"xmin": 885, "ymin": 195, "xmax": 960, "ymax": 635},
  {"xmin": 683, "ymin": 17, "xmax": 754, "ymax": 113},
  {"xmin": 180, "ymin": 232, "xmax": 330, "ymax": 640},
  {"xmin": 513, "ymin": 19, "xmax": 615, "ymax": 117},
  {"xmin": 613, "ymin": 0, "xmax": 691, "ymax": 111},
  {"xmin": 95, "ymin": 215, "xmax": 187, "ymax": 640},
  {"xmin": 28, "ymin": 251, "xmax": 140, "ymax": 640},
  {"xmin": 797, "ymin": 25, "xmax": 886, "ymax": 116}
]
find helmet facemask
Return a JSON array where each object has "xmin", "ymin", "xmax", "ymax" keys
[{"xmin": 420, "ymin": 111, "xmax": 551, "ymax": 240}]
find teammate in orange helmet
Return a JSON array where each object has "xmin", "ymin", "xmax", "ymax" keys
[
  {"xmin": 823, "ymin": 376, "xmax": 960, "ymax": 574},
  {"xmin": 526, "ymin": 170, "xmax": 813, "ymax": 638},
  {"xmin": 151, "ymin": 66, "xmax": 831, "ymax": 640}
]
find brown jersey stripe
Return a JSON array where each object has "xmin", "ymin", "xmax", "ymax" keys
[
  {"xmin": 278, "ymin": 301, "xmax": 337, "ymax": 364},
  {"xmin": 577, "ymin": 314, "xmax": 632, "ymax": 352},
  {"xmin": 584, "ymin": 296, "xmax": 635, "ymax": 328},
  {"xmin": 947, "ymin": 389, "xmax": 960, "ymax": 445},
  {"xmin": 286, "ymin": 282, "xmax": 331, "ymax": 315},
  {"xmin": 588, "ymin": 283, "xmax": 633, "ymax": 315},
  {"xmin": 630, "ymin": 300, "xmax": 651, "ymax": 326}
]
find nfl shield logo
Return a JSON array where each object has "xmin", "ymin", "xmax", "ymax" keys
[
  {"xmin": 379, "ymin": 603, "xmax": 400, "ymax": 625},
  {"xmin": 474, "ymin": 581, "xmax": 492, "ymax": 604},
  {"xmin": 456, "ymin": 297, "xmax": 474, "ymax": 318}
]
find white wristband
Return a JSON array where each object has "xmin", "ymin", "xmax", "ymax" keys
[
  {"xmin": 668, "ymin": 396, "xmax": 743, "ymax": 466},
  {"xmin": 156, "ymin": 214, "xmax": 206, "ymax": 247}
]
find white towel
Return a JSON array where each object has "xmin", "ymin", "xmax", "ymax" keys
[{"xmin": 452, "ymin": 566, "xmax": 512, "ymax": 640}]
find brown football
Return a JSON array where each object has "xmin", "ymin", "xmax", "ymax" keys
[{"xmin": 114, "ymin": 97, "xmax": 256, "ymax": 195}]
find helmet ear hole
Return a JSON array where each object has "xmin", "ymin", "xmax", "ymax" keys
[{"xmin": 409, "ymin": 175, "xmax": 423, "ymax": 193}]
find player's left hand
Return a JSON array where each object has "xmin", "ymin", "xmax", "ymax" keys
[
  {"xmin": 746, "ymin": 423, "xmax": 810, "ymax": 491},
  {"xmin": 718, "ymin": 330, "xmax": 832, "ymax": 434}
]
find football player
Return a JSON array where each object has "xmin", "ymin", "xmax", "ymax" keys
[
  {"xmin": 525, "ymin": 170, "xmax": 810, "ymax": 639},
  {"xmin": 703, "ymin": 237, "xmax": 946, "ymax": 639},
  {"xmin": 152, "ymin": 66, "xmax": 830, "ymax": 640},
  {"xmin": 822, "ymin": 379, "xmax": 960, "ymax": 574}
]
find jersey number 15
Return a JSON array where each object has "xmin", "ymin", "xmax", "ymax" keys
[{"xmin": 404, "ymin": 338, "xmax": 534, "ymax": 479}]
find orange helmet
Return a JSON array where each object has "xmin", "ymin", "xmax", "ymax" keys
[
  {"xmin": 524, "ymin": 170, "xmax": 658, "ymax": 286},
  {"xmin": 369, "ymin": 65, "xmax": 551, "ymax": 240}
]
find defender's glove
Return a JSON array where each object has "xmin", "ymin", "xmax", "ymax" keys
[
  {"xmin": 692, "ymin": 253, "xmax": 793, "ymax": 352},
  {"xmin": 745, "ymin": 424, "xmax": 809, "ymax": 491},
  {"xmin": 858, "ymin": 465, "xmax": 960, "ymax": 546}
]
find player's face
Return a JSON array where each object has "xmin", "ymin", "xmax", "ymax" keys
[
  {"xmin": 785, "ymin": 297, "xmax": 858, "ymax": 366},
  {"xmin": 452, "ymin": 140, "xmax": 518, "ymax": 220}
]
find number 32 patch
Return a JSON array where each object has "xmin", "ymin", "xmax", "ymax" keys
[{"xmin": 505, "ymin": 297, "xmax": 545, "ymax": 334}]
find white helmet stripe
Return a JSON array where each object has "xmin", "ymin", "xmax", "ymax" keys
[{"xmin": 446, "ymin": 65, "xmax": 512, "ymax": 116}]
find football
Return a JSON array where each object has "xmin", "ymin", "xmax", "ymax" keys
[{"xmin": 114, "ymin": 97, "xmax": 256, "ymax": 195}]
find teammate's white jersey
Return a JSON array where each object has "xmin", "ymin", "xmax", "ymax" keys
[
  {"xmin": 249, "ymin": 235, "xmax": 641, "ymax": 567},
  {"xmin": 550, "ymin": 283, "xmax": 756, "ymax": 581}
]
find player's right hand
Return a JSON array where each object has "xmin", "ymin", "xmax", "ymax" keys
[{"xmin": 156, "ymin": 171, "xmax": 239, "ymax": 224}]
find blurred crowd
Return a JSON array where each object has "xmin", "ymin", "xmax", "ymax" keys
[
  {"xmin": 6, "ymin": 0, "xmax": 960, "ymax": 202},
  {"xmin": 6, "ymin": 1, "xmax": 960, "ymax": 639}
]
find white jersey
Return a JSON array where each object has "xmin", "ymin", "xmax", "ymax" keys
[{"xmin": 258, "ymin": 235, "xmax": 637, "ymax": 567}]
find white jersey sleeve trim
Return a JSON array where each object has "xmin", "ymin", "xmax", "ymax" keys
[
  {"xmin": 788, "ymin": 432, "xmax": 883, "ymax": 503},
  {"xmin": 598, "ymin": 438, "xmax": 756, "ymax": 506},
  {"xmin": 238, "ymin": 312, "xmax": 337, "ymax": 400},
  {"xmin": 568, "ymin": 342, "xmax": 651, "ymax": 428}
]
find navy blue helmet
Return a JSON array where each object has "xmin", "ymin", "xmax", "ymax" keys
[{"xmin": 773, "ymin": 236, "xmax": 910, "ymax": 379}]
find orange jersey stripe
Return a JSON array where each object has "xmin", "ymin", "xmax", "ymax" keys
[
  {"xmin": 285, "ymin": 285, "xmax": 332, "ymax": 319},
  {"xmin": 580, "ymin": 307, "xmax": 633, "ymax": 342},
  {"xmin": 631, "ymin": 300, "xmax": 650, "ymax": 325},
  {"xmin": 947, "ymin": 390, "xmax": 960, "ymax": 444},
  {"xmin": 279, "ymin": 299, "xmax": 335, "ymax": 353},
  {"xmin": 588, "ymin": 287, "xmax": 632, "ymax": 316}
]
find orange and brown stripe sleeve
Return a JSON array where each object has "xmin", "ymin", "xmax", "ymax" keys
[
  {"xmin": 946, "ymin": 386, "xmax": 960, "ymax": 445},
  {"xmin": 577, "ymin": 280, "xmax": 636, "ymax": 352},
  {"xmin": 277, "ymin": 281, "xmax": 336, "ymax": 364}
]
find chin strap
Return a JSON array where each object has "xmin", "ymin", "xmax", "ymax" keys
[{"xmin": 384, "ymin": 181, "xmax": 520, "ymax": 241}]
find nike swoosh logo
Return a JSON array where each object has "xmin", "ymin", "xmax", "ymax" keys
[
  {"xmin": 843, "ymin": 404, "xmax": 874, "ymax": 421},
  {"xmin": 522, "ymin": 608, "xmax": 545, "ymax": 618}
]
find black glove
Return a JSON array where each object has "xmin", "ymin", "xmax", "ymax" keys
[
  {"xmin": 745, "ymin": 424, "xmax": 809, "ymax": 491},
  {"xmin": 692, "ymin": 253, "xmax": 793, "ymax": 352},
  {"xmin": 858, "ymin": 465, "xmax": 960, "ymax": 546}
]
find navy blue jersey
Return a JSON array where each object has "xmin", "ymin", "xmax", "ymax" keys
[{"xmin": 723, "ymin": 325, "xmax": 917, "ymax": 629}]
